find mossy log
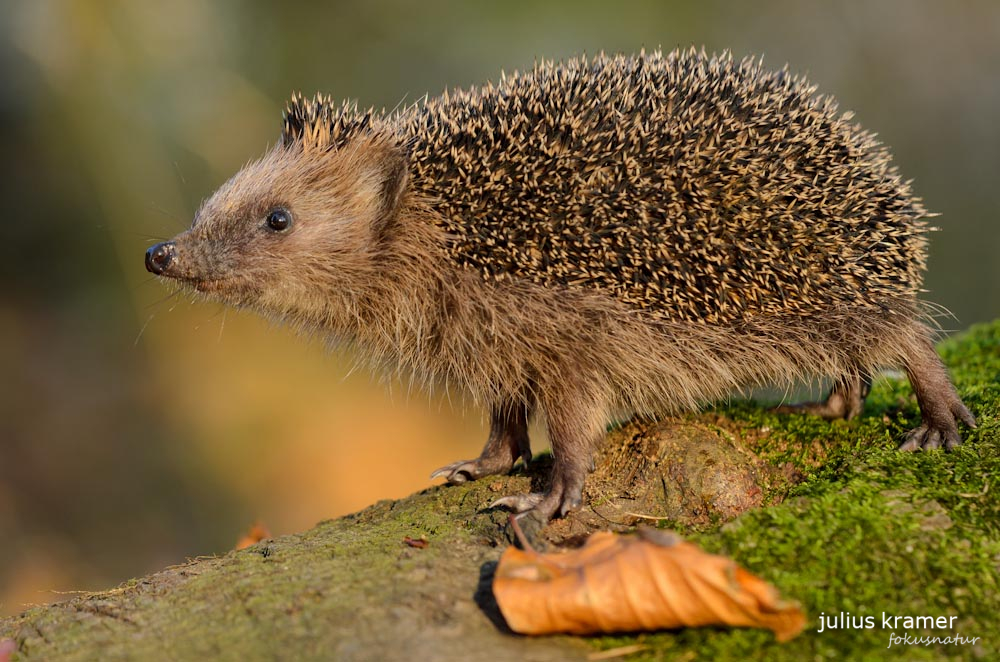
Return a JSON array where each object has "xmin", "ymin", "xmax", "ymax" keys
[{"xmin": 2, "ymin": 322, "xmax": 998, "ymax": 661}]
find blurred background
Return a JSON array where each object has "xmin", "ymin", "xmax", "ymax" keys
[{"xmin": 1, "ymin": 0, "xmax": 997, "ymax": 617}]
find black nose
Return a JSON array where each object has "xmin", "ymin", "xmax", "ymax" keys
[{"xmin": 145, "ymin": 242, "xmax": 176, "ymax": 275}]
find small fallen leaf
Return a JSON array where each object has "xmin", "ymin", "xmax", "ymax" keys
[
  {"xmin": 235, "ymin": 521, "xmax": 271, "ymax": 550},
  {"xmin": 493, "ymin": 527, "xmax": 805, "ymax": 641},
  {"xmin": 402, "ymin": 536, "xmax": 429, "ymax": 549}
]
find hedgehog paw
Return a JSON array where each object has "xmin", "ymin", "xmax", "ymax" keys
[
  {"xmin": 899, "ymin": 396, "xmax": 976, "ymax": 452},
  {"xmin": 773, "ymin": 373, "xmax": 870, "ymax": 421},
  {"xmin": 432, "ymin": 404, "xmax": 532, "ymax": 484},
  {"xmin": 491, "ymin": 492, "xmax": 545, "ymax": 513},
  {"xmin": 431, "ymin": 455, "xmax": 516, "ymax": 484},
  {"xmin": 491, "ymin": 485, "xmax": 582, "ymax": 519},
  {"xmin": 899, "ymin": 424, "xmax": 963, "ymax": 451}
]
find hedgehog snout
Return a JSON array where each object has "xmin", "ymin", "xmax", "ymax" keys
[{"xmin": 145, "ymin": 241, "xmax": 176, "ymax": 276}]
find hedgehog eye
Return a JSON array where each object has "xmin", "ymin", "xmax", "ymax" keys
[{"xmin": 265, "ymin": 208, "xmax": 293, "ymax": 233}]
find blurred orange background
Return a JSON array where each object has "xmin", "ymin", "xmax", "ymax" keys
[{"xmin": 1, "ymin": 0, "xmax": 998, "ymax": 617}]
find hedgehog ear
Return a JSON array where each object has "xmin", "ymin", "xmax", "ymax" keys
[{"xmin": 373, "ymin": 148, "xmax": 410, "ymax": 232}]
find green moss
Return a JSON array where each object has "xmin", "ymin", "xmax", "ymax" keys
[
  {"xmin": 590, "ymin": 320, "xmax": 1000, "ymax": 660},
  {"xmin": 671, "ymin": 480, "xmax": 999, "ymax": 659}
]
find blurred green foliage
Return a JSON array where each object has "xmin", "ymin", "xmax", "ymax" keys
[{"xmin": 0, "ymin": 0, "xmax": 997, "ymax": 616}]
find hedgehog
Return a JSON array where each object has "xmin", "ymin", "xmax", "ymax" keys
[{"xmin": 145, "ymin": 49, "xmax": 975, "ymax": 523}]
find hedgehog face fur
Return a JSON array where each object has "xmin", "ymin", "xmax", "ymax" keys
[
  {"xmin": 150, "ymin": 133, "xmax": 409, "ymax": 318},
  {"xmin": 146, "ymin": 49, "xmax": 974, "ymax": 526}
]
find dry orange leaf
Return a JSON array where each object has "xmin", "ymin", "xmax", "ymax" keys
[
  {"xmin": 235, "ymin": 521, "xmax": 271, "ymax": 550},
  {"xmin": 402, "ymin": 536, "xmax": 429, "ymax": 549},
  {"xmin": 493, "ymin": 527, "xmax": 805, "ymax": 641}
]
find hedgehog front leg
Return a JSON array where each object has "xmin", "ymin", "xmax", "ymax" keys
[
  {"xmin": 430, "ymin": 400, "xmax": 532, "ymax": 484},
  {"xmin": 492, "ymin": 390, "xmax": 604, "ymax": 521},
  {"xmin": 899, "ymin": 336, "xmax": 976, "ymax": 451},
  {"xmin": 774, "ymin": 371, "xmax": 872, "ymax": 420}
]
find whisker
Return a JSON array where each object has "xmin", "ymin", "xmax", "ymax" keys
[
  {"xmin": 125, "ymin": 231, "xmax": 173, "ymax": 241},
  {"xmin": 144, "ymin": 288, "xmax": 183, "ymax": 309},
  {"xmin": 146, "ymin": 201, "xmax": 187, "ymax": 231},
  {"xmin": 217, "ymin": 307, "xmax": 228, "ymax": 343},
  {"xmin": 134, "ymin": 312, "xmax": 156, "ymax": 346},
  {"xmin": 173, "ymin": 161, "xmax": 187, "ymax": 186}
]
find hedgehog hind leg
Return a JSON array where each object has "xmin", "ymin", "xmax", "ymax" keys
[
  {"xmin": 430, "ymin": 400, "xmax": 532, "ymax": 484},
  {"xmin": 773, "ymin": 371, "xmax": 872, "ymax": 421},
  {"xmin": 899, "ymin": 336, "xmax": 977, "ymax": 451}
]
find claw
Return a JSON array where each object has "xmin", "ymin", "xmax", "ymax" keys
[
  {"xmin": 943, "ymin": 430, "xmax": 962, "ymax": 451},
  {"xmin": 558, "ymin": 493, "xmax": 582, "ymax": 517},
  {"xmin": 954, "ymin": 403, "xmax": 978, "ymax": 429},
  {"xmin": 490, "ymin": 492, "xmax": 545, "ymax": 513},
  {"xmin": 924, "ymin": 429, "xmax": 942, "ymax": 450},
  {"xmin": 899, "ymin": 426, "xmax": 925, "ymax": 452},
  {"xmin": 899, "ymin": 424, "xmax": 963, "ymax": 452},
  {"xmin": 429, "ymin": 460, "xmax": 480, "ymax": 484},
  {"xmin": 901, "ymin": 425, "xmax": 929, "ymax": 451},
  {"xmin": 491, "ymin": 483, "xmax": 583, "ymax": 520}
]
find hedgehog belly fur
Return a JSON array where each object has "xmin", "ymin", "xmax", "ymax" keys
[{"xmin": 340, "ymin": 241, "xmax": 928, "ymax": 423}]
